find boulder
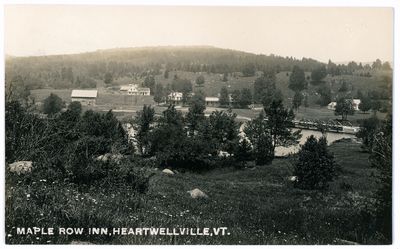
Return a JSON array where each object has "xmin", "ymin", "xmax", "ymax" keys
[
  {"xmin": 9, "ymin": 161, "xmax": 33, "ymax": 175},
  {"xmin": 162, "ymin": 169, "xmax": 175, "ymax": 175},
  {"xmin": 95, "ymin": 153, "xmax": 123, "ymax": 164},
  {"xmin": 95, "ymin": 154, "xmax": 110, "ymax": 162},
  {"xmin": 288, "ymin": 176, "xmax": 298, "ymax": 182},
  {"xmin": 187, "ymin": 188, "xmax": 208, "ymax": 199}
]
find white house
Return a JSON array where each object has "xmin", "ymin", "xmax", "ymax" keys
[
  {"xmin": 328, "ymin": 99, "xmax": 361, "ymax": 111},
  {"xmin": 120, "ymin": 84, "xmax": 150, "ymax": 96},
  {"xmin": 71, "ymin": 89, "xmax": 98, "ymax": 106},
  {"xmin": 168, "ymin": 92, "xmax": 183, "ymax": 102}
]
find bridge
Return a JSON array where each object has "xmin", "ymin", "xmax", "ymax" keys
[{"xmin": 293, "ymin": 119, "xmax": 360, "ymax": 134}]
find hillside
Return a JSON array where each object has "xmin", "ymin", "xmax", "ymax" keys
[
  {"xmin": 7, "ymin": 45, "xmax": 392, "ymax": 115},
  {"xmin": 5, "ymin": 46, "xmax": 324, "ymax": 90},
  {"xmin": 7, "ymin": 140, "xmax": 382, "ymax": 244}
]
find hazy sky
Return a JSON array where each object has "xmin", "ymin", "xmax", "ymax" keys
[{"xmin": 5, "ymin": 5, "xmax": 393, "ymax": 63}]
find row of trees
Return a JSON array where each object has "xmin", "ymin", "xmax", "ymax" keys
[
  {"xmin": 219, "ymin": 86, "xmax": 253, "ymax": 108},
  {"xmin": 132, "ymin": 91, "xmax": 303, "ymax": 169}
]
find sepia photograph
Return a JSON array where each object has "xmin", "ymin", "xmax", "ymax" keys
[{"xmin": 2, "ymin": 1, "xmax": 396, "ymax": 246}]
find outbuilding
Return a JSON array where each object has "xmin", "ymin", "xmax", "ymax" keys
[{"xmin": 71, "ymin": 89, "xmax": 98, "ymax": 106}]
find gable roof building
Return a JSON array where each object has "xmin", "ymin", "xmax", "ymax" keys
[
  {"xmin": 71, "ymin": 89, "xmax": 98, "ymax": 106},
  {"xmin": 120, "ymin": 84, "xmax": 150, "ymax": 96}
]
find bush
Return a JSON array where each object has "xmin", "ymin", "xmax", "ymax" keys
[{"xmin": 293, "ymin": 135, "xmax": 340, "ymax": 190}]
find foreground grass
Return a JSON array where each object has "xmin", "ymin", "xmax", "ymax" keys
[{"xmin": 6, "ymin": 140, "xmax": 385, "ymax": 245}]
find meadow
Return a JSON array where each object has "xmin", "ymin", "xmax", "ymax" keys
[
  {"xmin": 6, "ymin": 139, "xmax": 384, "ymax": 245},
  {"xmin": 30, "ymin": 87, "xmax": 384, "ymax": 124}
]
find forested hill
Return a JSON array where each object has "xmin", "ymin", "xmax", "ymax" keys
[{"xmin": 5, "ymin": 46, "xmax": 324, "ymax": 86}]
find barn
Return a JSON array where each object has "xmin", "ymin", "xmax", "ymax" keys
[{"xmin": 71, "ymin": 89, "xmax": 98, "ymax": 106}]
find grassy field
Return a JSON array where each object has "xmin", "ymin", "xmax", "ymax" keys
[{"xmin": 6, "ymin": 140, "xmax": 385, "ymax": 245}]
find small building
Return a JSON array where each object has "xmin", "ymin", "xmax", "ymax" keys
[
  {"xmin": 120, "ymin": 84, "xmax": 150, "ymax": 96},
  {"xmin": 327, "ymin": 99, "xmax": 361, "ymax": 111},
  {"xmin": 205, "ymin": 97, "xmax": 220, "ymax": 106},
  {"xmin": 352, "ymin": 99, "xmax": 361, "ymax": 111},
  {"xmin": 120, "ymin": 85, "xmax": 131, "ymax": 92},
  {"xmin": 168, "ymin": 92, "xmax": 183, "ymax": 104},
  {"xmin": 71, "ymin": 89, "xmax": 98, "ymax": 106},
  {"xmin": 327, "ymin": 102, "xmax": 336, "ymax": 110}
]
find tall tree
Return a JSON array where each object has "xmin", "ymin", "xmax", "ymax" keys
[
  {"xmin": 234, "ymin": 139, "xmax": 253, "ymax": 168},
  {"xmin": 289, "ymin": 66, "xmax": 306, "ymax": 92},
  {"xmin": 338, "ymin": 81, "xmax": 349, "ymax": 93},
  {"xmin": 186, "ymin": 92, "xmax": 206, "ymax": 134},
  {"xmin": 153, "ymin": 83, "xmax": 164, "ymax": 104},
  {"xmin": 150, "ymin": 105, "xmax": 186, "ymax": 166},
  {"xmin": 293, "ymin": 135, "xmax": 339, "ymax": 190},
  {"xmin": 219, "ymin": 86, "xmax": 230, "ymax": 107},
  {"xmin": 334, "ymin": 97, "xmax": 355, "ymax": 121},
  {"xmin": 317, "ymin": 85, "xmax": 332, "ymax": 106},
  {"xmin": 104, "ymin": 72, "xmax": 113, "ymax": 85},
  {"xmin": 239, "ymin": 88, "xmax": 252, "ymax": 108},
  {"xmin": 195, "ymin": 75, "xmax": 205, "ymax": 87},
  {"xmin": 242, "ymin": 63, "xmax": 256, "ymax": 77},
  {"xmin": 254, "ymin": 72, "xmax": 276, "ymax": 104},
  {"xmin": 264, "ymin": 99, "xmax": 301, "ymax": 156},
  {"xmin": 144, "ymin": 75, "xmax": 156, "ymax": 94},
  {"xmin": 209, "ymin": 110, "xmax": 240, "ymax": 154},
  {"xmin": 244, "ymin": 113, "xmax": 274, "ymax": 165},
  {"xmin": 372, "ymin": 59, "xmax": 382, "ymax": 70},
  {"xmin": 132, "ymin": 105, "xmax": 155, "ymax": 156},
  {"xmin": 371, "ymin": 100, "xmax": 382, "ymax": 114},
  {"xmin": 164, "ymin": 69, "xmax": 169, "ymax": 79},
  {"xmin": 231, "ymin": 89, "xmax": 241, "ymax": 108},
  {"xmin": 43, "ymin": 93, "xmax": 64, "ymax": 116},
  {"xmin": 359, "ymin": 95, "xmax": 372, "ymax": 113},
  {"xmin": 292, "ymin": 91, "xmax": 303, "ymax": 111},
  {"xmin": 382, "ymin": 61, "xmax": 392, "ymax": 71},
  {"xmin": 222, "ymin": 72, "xmax": 228, "ymax": 82},
  {"xmin": 356, "ymin": 116, "xmax": 381, "ymax": 152},
  {"xmin": 310, "ymin": 65, "xmax": 327, "ymax": 85}
]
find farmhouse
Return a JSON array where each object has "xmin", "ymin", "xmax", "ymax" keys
[
  {"xmin": 168, "ymin": 92, "xmax": 183, "ymax": 104},
  {"xmin": 205, "ymin": 97, "xmax": 220, "ymax": 107},
  {"xmin": 327, "ymin": 99, "xmax": 361, "ymax": 111},
  {"xmin": 71, "ymin": 89, "xmax": 98, "ymax": 106},
  {"xmin": 120, "ymin": 84, "xmax": 150, "ymax": 96}
]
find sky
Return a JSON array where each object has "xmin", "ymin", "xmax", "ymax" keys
[{"xmin": 4, "ymin": 5, "xmax": 394, "ymax": 63}]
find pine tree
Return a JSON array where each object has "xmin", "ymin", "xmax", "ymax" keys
[
  {"xmin": 234, "ymin": 139, "xmax": 253, "ymax": 168},
  {"xmin": 219, "ymin": 86, "xmax": 230, "ymax": 107},
  {"xmin": 294, "ymin": 135, "xmax": 339, "ymax": 190}
]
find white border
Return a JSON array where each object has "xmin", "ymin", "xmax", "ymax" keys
[{"xmin": 1, "ymin": 1, "xmax": 399, "ymax": 249}]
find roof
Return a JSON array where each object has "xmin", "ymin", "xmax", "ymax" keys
[
  {"xmin": 120, "ymin": 85, "xmax": 130, "ymax": 91},
  {"xmin": 71, "ymin": 90, "xmax": 98, "ymax": 98},
  {"xmin": 137, "ymin": 88, "xmax": 150, "ymax": 92},
  {"xmin": 205, "ymin": 97, "xmax": 219, "ymax": 102},
  {"xmin": 168, "ymin": 92, "xmax": 183, "ymax": 97}
]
